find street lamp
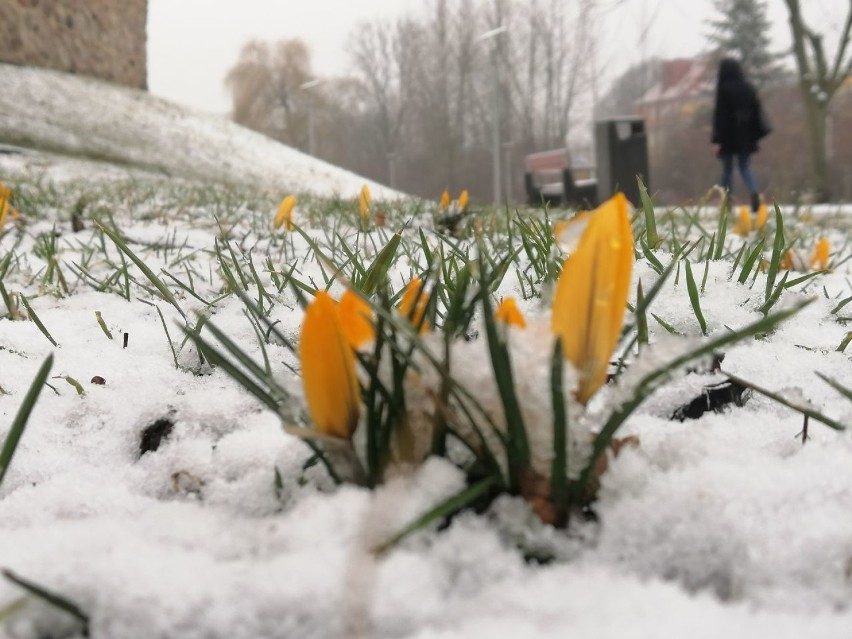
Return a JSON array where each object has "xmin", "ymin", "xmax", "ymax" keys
[
  {"xmin": 477, "ymin": 25, "xmax": 508, "ymax": 205},
  {"xmin": 299, "ymin": 79, "xmax": 323, "ymax": 156}
]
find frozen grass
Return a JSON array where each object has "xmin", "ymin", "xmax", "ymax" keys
[
  {"xmin": 3, "ymin": 156, "xmax": 852, "ymax": 637},
  {"xmin": 15, "ymin": 63, "xmax": 852, "ymax": 636}
]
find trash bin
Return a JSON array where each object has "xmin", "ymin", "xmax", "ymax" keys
[{"xmin": 594, "ymin": 117, "xmax": 649, "ymax": 207}]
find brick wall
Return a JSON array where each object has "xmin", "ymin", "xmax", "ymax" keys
[{"xmin": 0, "ymin": 0, "xmax": 147, "ymax": 89}]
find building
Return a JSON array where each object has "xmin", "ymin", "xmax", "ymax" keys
[
  {"xmin": 0, "ymin": 0, "xmax": 147, "ymax": 89},
  {"xmin": 635, "ymin": 57, "xmax": 717, "ymax": 132}
]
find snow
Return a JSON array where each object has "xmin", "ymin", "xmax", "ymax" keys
[
  {"xmin": 3, "ymin": 66, "xmax": 852, "ymax": 638},
  {"xmin": 0, "ymin": 63, "xmax": 400, "ymax": 200}
]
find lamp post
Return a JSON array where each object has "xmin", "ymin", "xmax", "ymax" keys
[
  {"xmin": 299, "ymin": 79, "xmax": 322, "ymax": 156},
  {"xmin": 478, "ymin": 25, "xmax": 508, "ymax": 205}
]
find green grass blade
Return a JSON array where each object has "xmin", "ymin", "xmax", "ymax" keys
[
  {"xmin": 95, "ymin": 310, "xmax": 114, "ymax": 340},
  {"xmin": 737, "ymin": 238, "xmax": 765, "ymax": 284},
  {"xmin": 637, "ymin": 177, "xmax": 658, "ymax": 247},
  {"xmin": 651, "ymin": 313, "xmax": 680, "ymax": 335},
  {"xmin": 683, "ymin": 260, "xmax": 707, "ymax": 335},
  {"xmin": 60, "ymin": 375, "xmax": 85, "ymax": 397},
  {"xmin": 757, "ymin": 271, "xmax": 789, "ymax": 316},
  {"xmin": 837, "ymin": 331, "xmax": 852, "ymax": 353},
  {"xmin": 478, "ymin": 255, "xmax": 529, "ymax": 490},
  {"xmin": 0, "ymin": 354, "xmax": 53, "ymax": 487},
  {"xmin": 0, "ymin": 252, "xmax": 12, "ymax": 280},
  {"xmin": 764, "ymin": 204, "xmax": 785, "ymax": 302},
  {"xmin": 726, "ymin": 372, "xmax": 845, "ymax": 431},
  {"xmin": 185, "ymin": 330, "xmax": 281, "ymax": 414},
  {"xmin": 0, "ymin": 597, "xmax": 27, "ymax": 622},
  {"xmin": 0, "ymin": 280, "xmax": 19, "ymax": 320},
  {"xmin": 418, "ymin": 228, "xmax": 434, "ymax": 265},
  {"xmin": 374, "ymin": 475, "xmax": 498, "ymax": 554},
  {"xmin": 362, "ymin": 232, "xmax": 402, "ymax": 295},
  {"xmin": 19, "ymin": 294, "xmax": 57, "ymax": 347},
  {"xmin": 2, "ymin": 569, "xmax": 89, "ymax": 632},
  {"xmin": 640, "ymin": 237, "xmax": 665, "ymax": 274},
  {"xmin": 830, "ymin": 294, "xmax": 852, "ymax": 315},
  {"xmin": 153, "ymin": 305, "xmax": 179, "ymax": 369},
  {"xmin": 636, "ymin": 280, "xmax": 649, "ymax": 348},
  {"xmin": 714, "ymin": 196, "xmax": 729, "ymax": 260},
  {"xmin": 730, "ymin": 243, "xmax": 746, "ymax": 276},
  {"xmin": 550, "ymin": 338, "xmax": 568, "ymax": 522},
  {"xmin": 816, "ymin": 372, "xmax": 852, "ymax": 405},
  {"xmin": 96, "ymin": 222, "xmax": 185, "ymax": 320},
  {"xmin": 783, "ymin": 271, "xmax": 823, "ymax": 289}
]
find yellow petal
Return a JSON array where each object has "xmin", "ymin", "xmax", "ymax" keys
[
  {"xmin": 440, "ymin": 190, "xmax": 451, "ymax": 209},
  {"xmin": 812, "ymin": 237, "xmax": 830, "ymax": 270},
  {"xmin": 359, "ymin": 184, "xmax": 371, "ymax": 221},
  {"xmin": 551, "ymin": 193, "xmax": 634, "ymax": 404},
  {"xmin": 458, "ymin": 190, "xmax": 469, "ymax": 211},
  {"xmin": 300, "ymin": 292, "xmax": 360, "ymax": 439},
  {"xmin": 399, "ymin": 277, "xmax": 430, "ymax": 333},
  {"xmin": 339, "ymin": 289, "xmax": 375, "ymax": 348},
  {"xmin": 495, "ymin": 297, "xmax": 527, "ymax": 328},
  {"xmin": 0, "ymin": 199, "xmax": 7, "ymax": 233},
  {"xmin": 274, "ymin": 195, "xmax": 296, "ymax": 230},
  {"xmin": 779, "ymin": 250, "xmax": 792, "ymax": 271},
  {"xmin": 755, "ymin": 202, "xmax": 767, "ymax": 230},
  {"xmin": 735, "ymin": 206, "xmax": 752, "ymax": 236}
]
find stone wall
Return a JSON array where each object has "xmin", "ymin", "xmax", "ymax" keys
[{"xmin": 0, "ymin": 0, "xmax": 147, "ymax": 89}]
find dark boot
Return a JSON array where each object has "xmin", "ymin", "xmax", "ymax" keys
[{"xmin": 751, "ymin": 192, "xmax": 760, "ymax": 213}]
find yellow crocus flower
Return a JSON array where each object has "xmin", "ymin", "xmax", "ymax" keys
[
  {"xmin": 779, "ymin": 250, "xmax": 793, "ymax": 271},
  {"xmin": 0, "ymin": 183, "xmax": 14, "ymax": 232},
  {"xmin": 755, "ymin": 201, "xmax": 768, "ymax": 230},
  {"xmin": 300, "ymin": 292, "xmax": 361, "ymax": 439},
  {"xmin": 339, "ymin": 289, "xmax": 375, "ymax": 348},
  {"xmin": 0, "ymin": 197, "xmax": 8, "ymax": 234},
  {"xmin": 399, "ymin": 277, "xmax": 430, "ymax": 332},
  {"xmin": 440, "ymin": 190, "xmax": 451, "ymax": 209},
  {"xmin": 458, "ymin": 190, "xmax": 469, "ymax": 211},
  {"xmin": 495, "ymin": 297, "xmax": 526, "ymax": 329},
  {"xmin": 274, "ymin": 195, "xmax": 296, "ymax": 230},
  {"xmin": 359, "ymin": 184, "xmax": 371, "ymax": 223},
  {"xmin": 551, "ymin": 193, "xmax": 634, "ymax": 404},
  {"xmin": 812, "ymin": 237, "xmax": 830, "ymax": 270},
  {"xmin": 733, "ymin": 206, "xmax": 752, "ymax": 236}
]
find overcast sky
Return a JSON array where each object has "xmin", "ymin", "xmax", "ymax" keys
[{"xmin": 147, "ymin": 0, "xmax": 841, "ymax": 116}]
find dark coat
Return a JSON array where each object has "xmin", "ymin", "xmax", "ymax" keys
[{"xmin": 711, "ymin": 59, "xmax": 769, "ymax": 155}]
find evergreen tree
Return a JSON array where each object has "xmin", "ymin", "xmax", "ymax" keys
[{"xmin": 707, "ymin": 0, "xmax": 779, "ymax": 86}]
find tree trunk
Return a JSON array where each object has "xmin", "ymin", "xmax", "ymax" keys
[
  {"xmin": 802, "ymin": 94, "xmax": 830, "ymax": 201},
  {"xmin": 783, "ymin": 0, "xmax": 852, "ymax": 202}
]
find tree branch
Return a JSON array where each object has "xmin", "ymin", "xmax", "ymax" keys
[{"xmin": 829, "ymin": 2, "xmax": 852, "ymax": 95}]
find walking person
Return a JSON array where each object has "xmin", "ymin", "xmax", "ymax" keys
[{"xmin": 711, "ymin": 57, "xmax": 771, "ymax": 212}]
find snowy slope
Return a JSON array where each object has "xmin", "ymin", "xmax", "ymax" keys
[{"xmin": 0, "ymin": 63, "xmax": 399, "ymax": 199}]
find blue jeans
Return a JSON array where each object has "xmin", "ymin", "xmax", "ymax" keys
[{"xmin": 720, "ymin": 153, "xmax": 759, "ymax": 195}]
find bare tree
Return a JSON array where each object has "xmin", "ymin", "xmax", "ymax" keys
[
  {"xmin": 225, "ymin": 39, "xmax": 314, "ymax": 147},
  {"xmin": 347, "ymin": 19, "xmax": 421, "ymax": 187},
  {"xmin": 782, "ymin": 0, "xmax": 852, "ymax": 201}
]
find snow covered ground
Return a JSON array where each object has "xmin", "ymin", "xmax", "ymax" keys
[
  {"xmin": 2, "ymin": 67, "xmax": 852, "ymax": 638},
  {"xmin": 0, "ymin": 63, "xmax": 399, "ymax": 200}
]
